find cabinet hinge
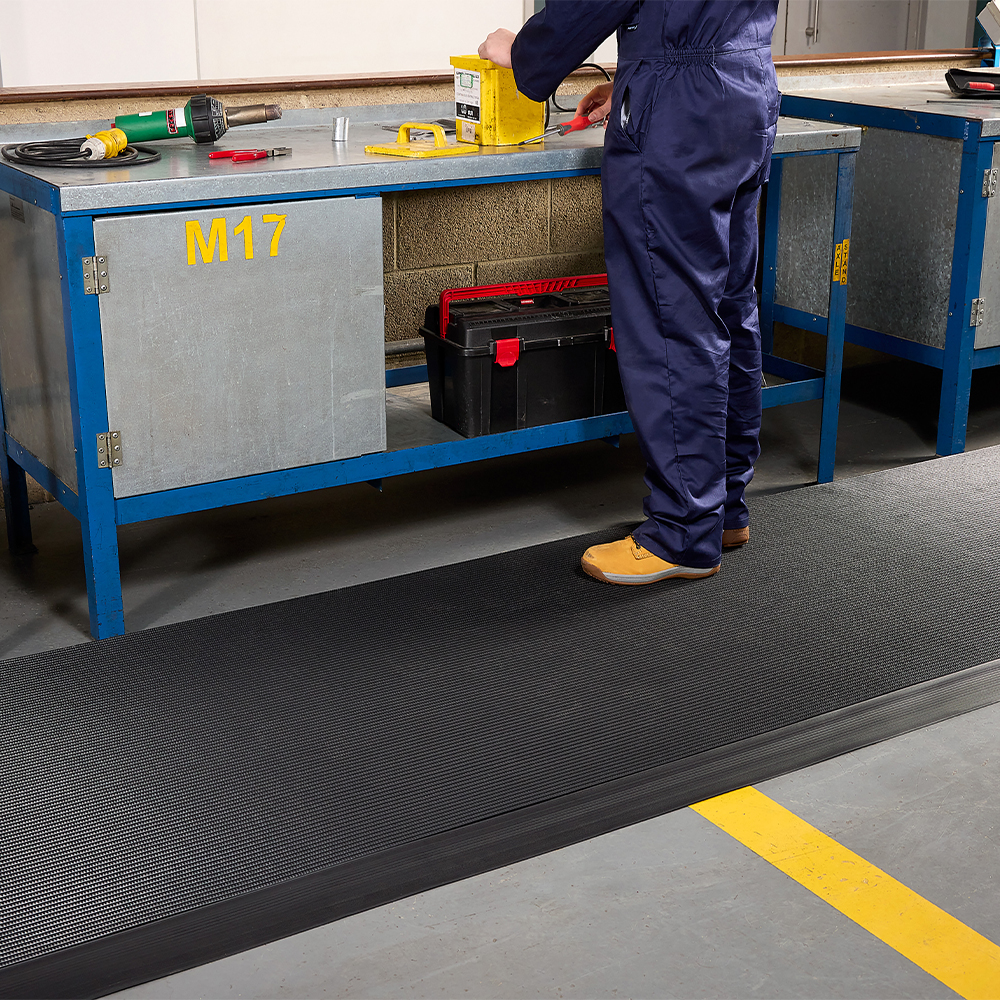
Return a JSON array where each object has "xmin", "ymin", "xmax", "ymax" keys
[
  {"xmin": 984, "ymin": 169, "xmax": 998, "ymax": 198},
  {"xmin": 83, "ymin": 255, "xmax": 110, "ymax": 295},
  {"xmin": 971, "ymin": 298, "xmax": 985, "ymax": 327},
  {"xmin": 96, "ymin": 430, "xmax": 123, "ymax": 469}
]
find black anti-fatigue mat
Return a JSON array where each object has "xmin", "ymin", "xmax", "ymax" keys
[{"xmin": 4, "ymin": 448, "xmax": 1000, "ymax": 998}]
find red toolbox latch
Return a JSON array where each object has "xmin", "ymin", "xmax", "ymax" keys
[{"xmin": 494, "ymin": 338, "xmax": 521, "ymax": 367}]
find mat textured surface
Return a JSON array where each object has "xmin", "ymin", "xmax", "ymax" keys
[{"xmin": 4, "ymin": 448, "xmax": 1000, "ymax": 998}]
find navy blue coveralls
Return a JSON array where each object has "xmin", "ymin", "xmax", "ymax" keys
[{"xmin": 512, "ymin": 1, "xmax": 779, "ymax": 569}]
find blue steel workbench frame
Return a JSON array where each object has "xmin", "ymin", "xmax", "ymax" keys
[
  {"xmin": 780, "ymin": 86, "xmax": 1000, "ymax": 457},
  {"xmin": 0, "ymin": 113, "xmax": 859, "ymax": 639}
]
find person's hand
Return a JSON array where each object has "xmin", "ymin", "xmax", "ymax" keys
[
  {"xmin": 478, "ymin": 28, "xmax": 516, "ymax": 68},
  {"xmin": 577, "ymin": 81, "xmax": 614, "ymax": 124}
]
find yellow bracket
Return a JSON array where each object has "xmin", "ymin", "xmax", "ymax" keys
[
  {"xmin": 397, "ymin": 122, "xmax": 448, "ymax": 146},
  {"xmin": 365, "ymin": 121, "xmax": 479, "ymax": 159}
]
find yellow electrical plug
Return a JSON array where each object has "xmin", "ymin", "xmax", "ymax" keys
[{"xmin": 81, "ymin": 128, "xmax": 129, "ymax": 160}]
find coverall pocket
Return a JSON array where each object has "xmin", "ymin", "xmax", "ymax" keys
[
  {"xmin": 613, "ymin": 62, "xmax": 659, "ymax": 153},
  {"xmin": 755, "ymin": 50, "xmax": 781, "ymax": 127},
  {"xmin": 751, "ymin": 121, "xmax": 778, "ymax": 186}
]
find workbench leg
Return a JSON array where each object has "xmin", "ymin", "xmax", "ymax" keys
[
  {"xmin": 759, "ymin": 159, "xmax": 783, "ymax": 357},
  {"xmin": 937, "ymin": 350, "xmax": 974, "ymax": 457},
  {"xmin": 936, "ymin": 136, "xmax": 994, "ymax": 456},
  {"xmin": 79, "ymin": 492, "xmax": 125, "ymax": 640},
  {"xmin": 57, "ymin": 213, "xmax": 125, "ymax": 639},
  {"xmin": 0, "ymin": 365, "xmax": 36, "ymax": 555},
  {"xmin": 816, "ymin": 151, "xmax": 856, "ymax": 485},
  {"xmin": 0, "ymin": 449, "xmax": 36, "ymax": 556}
]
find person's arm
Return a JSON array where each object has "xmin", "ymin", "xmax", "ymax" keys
[{"xmin": 479, "ymin": 1, "xmax": 638, "ymax": 103}]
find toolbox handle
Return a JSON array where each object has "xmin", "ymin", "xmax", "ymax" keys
[
  {"xmin": 439, "ymin": 273, "xmax": 608, "ymax": 338},
  {"xmin": 396, "ymin": 122, "xmax": 450, "ymax": 147}
]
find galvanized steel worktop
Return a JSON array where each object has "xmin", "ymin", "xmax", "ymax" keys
[
  {"xmin": 782, "ymin": 74, "xmax": 1000, "ymax": 133},
  {"xmin": 0, "ymin": 104, "xmax": 857, "ymax": 211},
  {"xmin": 0, "ymin": 102, "xmax": 860, "ymax": 639}
]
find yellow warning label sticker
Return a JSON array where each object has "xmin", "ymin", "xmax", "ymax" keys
[{"xmin": 832, "ymin": 239, "xmax": 851, "ymax": 285}]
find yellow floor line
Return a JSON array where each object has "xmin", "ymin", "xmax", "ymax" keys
[{"xmin": 691, "ymin": 787, "xmax": 1000, "ymax": 1000}]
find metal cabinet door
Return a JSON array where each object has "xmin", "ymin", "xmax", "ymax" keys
[
  {"xmin": 775, "ymin": 127, "xmax": 962, "ymax": 351},
  {"xmin": 781, "ymin": 0, "xmax": 913, "ymax": 54},
  {"xmin": 93, "ymin": 195, "xmax": 386, "ymax": 498},
  {"xmin": 975, "ymin": 142, "xmax": 1000, "ymax": 349}
]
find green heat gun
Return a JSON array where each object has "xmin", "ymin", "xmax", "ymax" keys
[{"xmin": 113, "ymin": 94, "xmax": 282, "ymax": 145}]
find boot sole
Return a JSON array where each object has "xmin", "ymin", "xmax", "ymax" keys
[{"xmin": 581, "ymin": 561, "xmax": 721, "ymax": 585}]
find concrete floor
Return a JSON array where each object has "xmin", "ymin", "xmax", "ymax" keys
[{"xmin": 3, "ymin": 356, "xmax": 999, "ymax": 998}]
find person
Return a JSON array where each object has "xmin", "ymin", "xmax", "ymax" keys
[{"xmin": 479, "ymin": 1, "xmax": 779, "ymax": 586}]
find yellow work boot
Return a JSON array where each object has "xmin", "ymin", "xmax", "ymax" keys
[
  {"xmin": 722, "ymin": 526, "xmax": 749, "ymax": 548},
  {"xmin": 581, "ymin": 535, "xmax": 720, "ymax": 585}
]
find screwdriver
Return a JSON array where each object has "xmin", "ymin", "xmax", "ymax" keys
[{"xmin": 520, "ymin": 115, "xmax": 593, "ymax": 145}]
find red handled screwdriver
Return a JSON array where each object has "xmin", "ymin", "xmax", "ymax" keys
[{"xmin": 520, "ymin": 115, "xmax": 593, "ymax": 145}]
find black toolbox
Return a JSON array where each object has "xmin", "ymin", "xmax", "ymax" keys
[{"xmin": 420, "ymin": 276, "xmax": 626, "ymax": 437}]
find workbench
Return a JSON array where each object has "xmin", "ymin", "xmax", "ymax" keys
[
  {"xmin": 0, "ymin": 104, "xmax": 860, "ymax": 639},
  {"xmin": 780, "ymin": 71, "xmax": 1000, "ymax": 456}
]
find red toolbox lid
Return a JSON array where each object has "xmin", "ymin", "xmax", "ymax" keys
[{"xmin": 439, "ymin": 274, "xmax": 608, "ymax": 339}]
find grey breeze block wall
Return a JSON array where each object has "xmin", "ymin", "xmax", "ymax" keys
[
  {"xmin": 382, "ymin": 175, "xmax": 606, "ymax": 354},
  {"xmin": 380, "ymin": 174, "xmax": 880, "ymax": 372}
]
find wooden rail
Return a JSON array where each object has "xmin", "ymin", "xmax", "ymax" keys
[{"xmin": 0, "ymin": 50, "xmax": 981, "ymax": 104}]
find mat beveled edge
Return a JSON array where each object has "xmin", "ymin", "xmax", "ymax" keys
[{"xmin": 3, "ymin": 658, "xmax": 998, "ymax": 1000}]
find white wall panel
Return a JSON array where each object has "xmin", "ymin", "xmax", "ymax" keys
[
  {"xmin": 0, "ymin": 0, "xmax": 977, "ymax": 92},
  {"xmin": 0, "ymin": 0, "xmax": 199, "ymax": 87},
  {"xmin": 0, "ymin": 0, "xmax": 614, "ymax": 93},
  {"xmin": 194, "ymin": 0, "xmax": 525, "ymax": 79}
]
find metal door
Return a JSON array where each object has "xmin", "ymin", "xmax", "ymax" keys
[
  {"xmin": 94, "ymin": 195, "xmax": 386, "ymax": 498},
  {"xmin": 974, "ymin": 142, "xmax": 1000, "ymax": 349},
  {"xmin": 780, "ymin": 0, "xmax": 914, "ymax": 54},
  {"xmin": 775, "ymin": 128, "xmax": 963, "ymax": 350}
]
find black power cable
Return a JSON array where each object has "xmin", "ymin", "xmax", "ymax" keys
[
  {"xmin": 1, "ymin": 138, "xmax": 161, "ymax": 168},
  {"xmin": 550, "ymin": 62, "xmax": 613, "ymax": 114}
]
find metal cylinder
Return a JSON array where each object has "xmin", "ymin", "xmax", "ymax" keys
[
  {"xmin": 332, "ymin": 116, "xmax": 350, "ymax": 142},
  {"xmin": 385, "ymin": 337, "xmax": 425, "ymax": 357}
]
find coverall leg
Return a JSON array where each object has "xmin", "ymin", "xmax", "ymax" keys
[{"xmin": 601, "ymin": 51, "xmax": 776, "ymax": 569}]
